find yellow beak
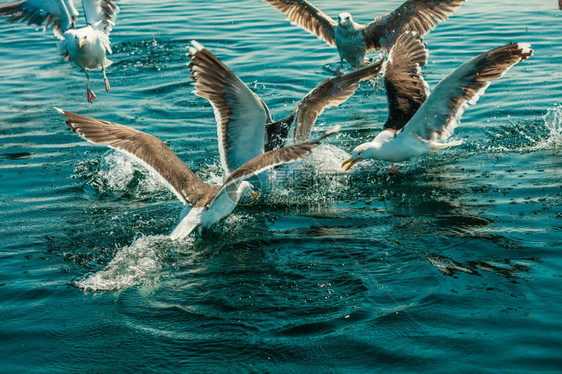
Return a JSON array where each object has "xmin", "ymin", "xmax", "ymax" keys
[
  {"xmin": 78, "ymin": 39, "xmax": 84, "ymax": 48},
  {"xmin": 251, "ymin": 190, "xmax": 259, "ymax": 201},
  {"xmin": 341, "ymin": 157, "xmax": 359, "ymax": 171}
]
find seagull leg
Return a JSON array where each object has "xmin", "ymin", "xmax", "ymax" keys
[
  {"xmin": 102, "ymin": 65, "xmax": 110, "ymax": 92},
  {"xmin": 335, "ymin": 55, "xmax": 345, "ymax": 76},
  {"xmin": 85, "ymin": 70, "xmax": 96, "ymax": 103}
]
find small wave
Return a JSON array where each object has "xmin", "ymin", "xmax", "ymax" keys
[{"xmin": 75, "ymin": 235, "xmax": 189, "ymax": 292}]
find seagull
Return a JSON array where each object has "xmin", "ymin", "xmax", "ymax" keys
[
  {"xmin": 342, "ymin": 39, "xmax": 533, "ymax": 172},
  {"xmin": 55, "ymin": 108, "xmax": 340, "ymax": 240},
  {"xmin": 263, "ymin": 0, "xmax": 466, "ymax": 73},
  {"xmin": 187, "ymin": 40, "xmax": 382, "ymax": 167},
  {"xmin": 0, "ymin": 0, "xmax": 119, "ymax": 103}
]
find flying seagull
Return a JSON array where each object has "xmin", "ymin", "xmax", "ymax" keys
[
  {"xmin": 187, "ymin": 40, "xmax": 382, "ymax": 169},
  {"xmin": 0, "ymin": 0, "xmax": 119, "ymax": 103},
  {"xmin": 342, "ymin": 40, "xmax": 533, "ymax": 172},
  {"xmin": 56, "ymin": 108, "xmax": 340, "ymax": 240},
  {"xmin": 263, "ymin": 0, "xmax": 466, "ymax": 73}
]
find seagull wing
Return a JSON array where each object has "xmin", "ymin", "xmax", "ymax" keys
[
  {"xmin": 82, "ymin": 0, "xmax": 119, "ymax": 35},
  {"xmin": 364, "ymin": 0, "xmax": 466, "ymax": 51},
  {"xmin": 188, "ymin": 41, "xmax": 270, "ymax": 176},
  {"xmin": 56, "ymin": 108, "xmax": 215, "ymax": 207},
  {"xmin": 0, "ymin": 0, "xmax": 75, "ymax": 35},
  {"xmin": 402, "ymin": 43, "xmax": 533, "ymax": 141},
  {"xmin": 263, "ymin": 0, "xmax": 337, "ymax": 46},
  {"xmin": 292, "ymin": 59, "xmax": 384, "ymax": 142},
  {"xmin": 383, "ymin": 31, "xmax": 429, "ymax": 131},
  {"xmin": 221, "ymin": 125, "xmax": 340, "ymax": 190}
]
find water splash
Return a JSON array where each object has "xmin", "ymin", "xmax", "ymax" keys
[
  {"xmin": 98, "ymin": 152, "xmax": 167, "ymax": 193},
  {"xmin": 259, "ymin": 144, "xmax": 351, "ymax": 206},
  {"xmin": 74, "ymin": 151, "xmax": 171, "ymax": 199},
  {"xmin": 541, "ymin": 104, "xmax": 562, "ymax": 148},
  {"xmin": 75, "ymin": 235, "xmax": 188, "ymax": 292}
]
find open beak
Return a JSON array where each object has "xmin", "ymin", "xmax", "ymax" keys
[
  {"xmin": 78, "ymin": 39, "xmax": 84, "ymax": 48},
  {"xmin": 341, "ymin": 157, "xmax": 359, "ymax": 171},
  {"xmin": 251, "ymin": 190, "xmax": 259, "ymax": 201}
]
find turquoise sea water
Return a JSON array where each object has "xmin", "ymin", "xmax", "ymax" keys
[{"xmin": 1, "ymin": 0, "xmax": 561, "ymax": 372}]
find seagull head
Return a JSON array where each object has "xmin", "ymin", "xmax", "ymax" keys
[
  {"xmin": 342, "ymin": 142, "xmax": 377, "ymax": 171},
  {"xmin": 337, "ymin": 12, "xmax": 354, "ymax": 28},
  {"xmin": 65, "ymin": 26, "xmax": 94, "ymax": 49},
  {"xmin": 239, "ymin": 181, "xmax": 259, "ymax": 201}
]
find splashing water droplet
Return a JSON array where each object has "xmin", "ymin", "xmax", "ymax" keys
[{"xmin": 542, "ymin": 104, "xmax": 562, "ymax": 148}]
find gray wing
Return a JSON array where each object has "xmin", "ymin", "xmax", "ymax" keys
[
  {"xmin": 0, "ymin": 0, "xmax": 75, "ymax": 35},
  {"xmin": 292, "ymin": 58, "xmax": 384, "ymax": 142},
  {"xmin": 403, "ymin": 43, "xmax": 533, "ymax": 141},
  {"xmin": 263, "ymin": 0, "xmax": 337, "ymax": 46},
  {"xmin": 82, "ymin": 0, "xmax": 119, "ymax": 35},
  {"xmin": 56, "ymin": 108, "xmax": 214, "ymax": 207},
  {"xmin": 222, "ymin": 125, "xmax": 340, "ymax": 189},
  {"xmin": 187, "ymin": 41, "xmax": 271, "ymax": 176},
  {"xmin": 364, "ymin": 0, "xmax": 466, "ymax": 51},
  {"xmin": 383, "ymin": 31, "xmax": 429, "ymax": 131}
]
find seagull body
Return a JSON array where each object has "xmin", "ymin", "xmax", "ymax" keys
[
  {"xmin": 187, "ymin": 40, "xmax": 382, "ymax": 162},
  {"xmin": 0, "ymin": 0, "xmax": 119, "ymax": 103},
  {"xmin": 333, "ymin": 12, "xmax": 367, "ymax": 69},
  {"xmin": 342, "ymin": 34, "xmax": 533, "ymax": 172},
  {"xmin": 56, "ymin": 108, "xmax": 340, "ymax": 240},
  {"xmin": 263, "ymin": 0, "xmax": 467, "ymax": 72}
]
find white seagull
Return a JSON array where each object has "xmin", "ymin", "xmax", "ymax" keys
[
  {"xmin": 263, "ymin": 0, "xmax": 466, "ymax": 74},
  {"xmin": 187, "ymin": 40, "xmax": 382, "ymax": 164},
  {"xmin": 0, "ymin": 0, "xmax": 119, "ymax": 103},
  {"xmin": 56, "ymin": 108, "xmax": 340, "ymax": 240},
  {"xmin": 342, "ymin": 39, "xmax": 533, "ymax": 172}
]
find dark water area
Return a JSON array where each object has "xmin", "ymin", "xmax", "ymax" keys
[{"xmin": 1, "ymin": 0, "xmax": 561, "ymax": 372}]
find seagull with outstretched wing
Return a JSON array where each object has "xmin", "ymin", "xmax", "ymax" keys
[
  {"xmin": 263, "ymin": 0, "xmax": 466, "ymax": 73},
  {"xmin": 0, "ymin": 0, "xmax": 78, "ymax": 35},
  {"xmin": 0, "ymin": 0, "xmax": 119, "ymax": 103},
  {"xmin": 342, "ymin": 37, "xmax": 533, "ymax": 173},
  {"xmin": 187, "ymin": 40, "xmax": 382, "ymax": 168},
  {"xmin": 56, "ymin": 108, "xmax": 340, "ymax": 240}
]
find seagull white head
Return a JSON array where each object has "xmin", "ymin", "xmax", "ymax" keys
[
  {"xmin": 337, "ymin": 12, "xmax": 354, "ymax": 28},
  {"xmin": 65, "ymin": 26, "xmax": 93, "ymax": 49},
  {"xmin": 341, "ymin": 142, "xmax": 381, "ymax": 171},
  {"xmin": 239, "ymin": 181, "xmax": 259, "ymax": 201}
]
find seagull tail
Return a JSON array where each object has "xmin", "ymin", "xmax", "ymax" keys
[{"xmin": 170, "ymin": 208, "xmax": 203, "ymax": 240}]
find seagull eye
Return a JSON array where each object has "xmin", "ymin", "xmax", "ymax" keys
[{"xmin": 84, "ymin": 36, "xmax": 87, "ymax": 39}]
